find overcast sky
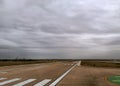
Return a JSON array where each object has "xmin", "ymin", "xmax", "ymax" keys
[{"xmin": 0, "ymin": 0, "xmax": 120, "ymax": 59}]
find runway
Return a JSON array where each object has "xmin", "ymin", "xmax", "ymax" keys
[{"xmin": 0, "ymin": 61, "xmax": 77, "ymax": 86}]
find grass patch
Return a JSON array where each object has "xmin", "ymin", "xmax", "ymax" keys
[{"xmin": 108, "ymin": 75, "xmax": 120, "ymax": 85}]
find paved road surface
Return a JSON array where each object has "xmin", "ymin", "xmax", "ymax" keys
[{"xmin": 0, "ymin": 61, "xmax": 77, "ymax": 86}]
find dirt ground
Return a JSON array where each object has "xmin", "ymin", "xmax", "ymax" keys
[{"xmin": 58, "ymin": 65, "xmax": 120, "ymax": 86}]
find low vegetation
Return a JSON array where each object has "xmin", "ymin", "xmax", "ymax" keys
[
  {"xmin": 0, "ymin": 59, "xmax": 120, "ymax": 67},
  {"xmin": 0, "ymin": 59, "xmax": 75, "ymax": 66},
  {"xmin": 81, "ymin": 60, "xmax": 120, "ymax": 68}
]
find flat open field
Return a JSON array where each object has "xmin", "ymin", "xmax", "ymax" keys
[
  {"xmin": 0, "ymin": 60, "xmax": 119, "ymax": 86},
  {"xmin": 0, "ymin": 60, "xmax": 58, "ymax": 66}
]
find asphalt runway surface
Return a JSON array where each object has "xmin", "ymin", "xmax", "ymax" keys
[
  {"xmin": 0, "ymin": 61, "xmax": 120, "ymax": 86},
  {"xmin": 0, "ymin": 61, "xmax": 77, "ymax": 86}
]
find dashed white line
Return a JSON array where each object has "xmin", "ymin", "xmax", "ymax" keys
[
  {"xmin": 49, "ymin": 64, "xmax": 77, "ymax": 86},
  {"xmin": 0, "ymin": 78, "xmax": 7, "ymax": 80},
  {"xmin": 12, "ymin": 79, "xmax": 36, "ymax": 86},
  {"xmin": 34, "ymin": 79, "xmax": 51, "ymax": 86},
  {"xmin": 0, "ymin": 78, "xmax": 21, "ymax": 85}
]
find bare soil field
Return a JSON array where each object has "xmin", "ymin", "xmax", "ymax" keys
[{"xmin": 58, "ymin": 65, "xmax": 120, "ymax": 86}]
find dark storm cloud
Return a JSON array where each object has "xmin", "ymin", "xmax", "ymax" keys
[{"xmin": 0, "ymin": 0, "xmax": 120, "ymax": 59}]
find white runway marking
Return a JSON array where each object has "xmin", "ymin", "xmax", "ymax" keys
[
  {"xmin": 34, "ymin": 79, "xmax": 51, "ymax": 86},
  {"xmin": 0, "ymin": 72, "xmax": 7, "ymax": 74},
  {"xmin": 49, "ymin": 64, "xmax": 77, "ymax": 86},
  {"xmin": 77, "ymin": 61, "xmax": 81, "ymax": 66},
  {"xmin": 0, "ymin": 78, "xmax": 7, "ymax": 80},
  {"xmin": 0, "ymin": 78, "xmax": 21, "ymax": 85},
  {"xmin": 12, "ymin": 79, "xmax": 36, "ymax": 86}
]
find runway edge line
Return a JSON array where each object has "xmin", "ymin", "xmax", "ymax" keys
[{"xmin": 49, "ymin": 62, "xmax": 79, "ymax": 86}]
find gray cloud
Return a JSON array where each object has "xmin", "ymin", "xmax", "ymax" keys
[{"xmin": 0, "ymin": 0, "xmax": 120, "ymax": 59}]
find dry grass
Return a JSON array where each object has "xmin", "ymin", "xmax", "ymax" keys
[
  {"xmin": 0, "ymin": 60, "xmax": 54, "ymax": 66},
  {"xmin": 0, "ymin": 59, "xmax": 75, "ymax": 67},
  {"xmin": 81, "ymin": 61, "xmax": 120, "ymax": 68}
]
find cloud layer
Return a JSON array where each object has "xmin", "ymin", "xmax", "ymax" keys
[{"xmin": 0, "ymin": 0, "xmax": 120, "ymax": 59}]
